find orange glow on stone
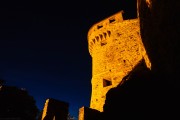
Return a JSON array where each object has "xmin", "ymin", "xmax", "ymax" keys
[{"xmin": 88, "ymin": 11, "xmax": 151, "ymax": 112}]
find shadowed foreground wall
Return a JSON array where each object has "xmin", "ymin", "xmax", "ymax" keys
[
  {"xmin": 41, "ymin": 98, "xmax": 69, "ymax": 120},
  {"xmin": 137, "ymin": 0, "xmax": 179, "ymax": 118},
  {"xmin": 102, "ymin": 0, "xmax": 179, "ymax": 120},
  {"xmin": 137, "ymin": 0, "xmax": 180, "ymax": 79},
  {"xmin": 78, "ymin": 106, "xmax": 102, "ymax": 120},
  {"xmin": 103, "ymin": 60, "xmax": 154, "ymax": 120}
]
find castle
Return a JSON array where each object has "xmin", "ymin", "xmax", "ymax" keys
[
  {"xmin": 87, "ymin": 10, "xmax": 151, "ymax": 112},
  {"xmin": 41, "ymin": 10, "xmax": 151, "ymax": 119},
  {"xmin": 41, "ymin": 0, "xmax": 179, "ymax": 119}
]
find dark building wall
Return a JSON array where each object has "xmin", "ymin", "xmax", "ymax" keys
[
  {"xmin": 103, "ymin": 59, "xmax": 178, "ymax": 120},
  {"xmin": 137, "ymin": 0, "xmax": 180, "ymax": 80},
  {"xmin": 137, "ymin": 1, "xmax": 179, "ymax": 117},
  {"xmin": 102, "ymin": 60, "xmax": 154, "ymax": 120},
  {"xmin": 42, "ymin": 98, "xmax": 69, "ymax": 120},
  {"xmin": 78, "ymin": 106, "xmax": 102, "ymax": 120},
  {"xmin": 102, "ymin": 1, "xmax": 180, "ymax": 119}
]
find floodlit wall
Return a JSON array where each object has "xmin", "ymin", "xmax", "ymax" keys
[{"xmin": 88, "ymin": 11, "xmax": 151, "ymax": 112}]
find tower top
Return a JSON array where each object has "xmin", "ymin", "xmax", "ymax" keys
[{"xmin": 87, "ymin": 10, "xmax": 124, "ymax": 55}]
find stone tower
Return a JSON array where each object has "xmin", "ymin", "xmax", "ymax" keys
[{"xmin": 87, "ymin": 10, "xmax": 151, "ymax": 112}]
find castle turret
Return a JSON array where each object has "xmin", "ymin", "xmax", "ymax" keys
[{"xmin": 88, "ymin": 10, "xmax": 151, "ymax": 112}]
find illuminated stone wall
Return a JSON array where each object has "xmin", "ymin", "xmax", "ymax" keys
[
  {"xmin": 78, "ymin": 106, "xmax": 102, "ymax": 120},
  {"xmin": 41, "ymin": 99, "xmax": 49, "ymax": 120},
  {"xmin": 88, "ymin": 11, "xmax": 151, "ymax": 112},
  {"xmin": 41, "ymin": 98, "xmax": 69, "ymax": 120}
]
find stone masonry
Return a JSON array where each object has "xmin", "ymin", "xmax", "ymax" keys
[
  {"xmin": 41, "ymin": 98, "xmax": 69, "ymax": 120},
  {"xmin": 88, "ymin": 10, "xmax": 151, "ymax": 112}
]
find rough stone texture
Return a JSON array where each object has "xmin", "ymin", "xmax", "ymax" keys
[
  {"xmin": 83, "ymin": 0, "xmax": 179, "ymax": 119},
  {"xmin": 88, "ymin": 11, "xmax": 151, "ymax": 112},
  {"xmin": 103, "ymin": 59, "xmax": 155, "ymax": 120},
  {"xmin": 78, "ymin": 106, "xmax": 102, "ymax": 120},
  {"xmin": 41, "ymin": 98, "xmax": 69, "ymax": 120}
]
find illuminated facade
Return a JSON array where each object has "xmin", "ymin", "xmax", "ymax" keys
[{"xmin": 88, "ymin": 11, "xmax": 151, "ymax": 112}]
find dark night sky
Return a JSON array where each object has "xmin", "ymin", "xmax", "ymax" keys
[{"xmin": 0, "ymin": 0, "xmax": 136, "ymax": 118}]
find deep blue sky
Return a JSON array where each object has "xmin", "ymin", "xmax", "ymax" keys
[{"xmin": 0, "ymin": 0, "xmax": 136, "ymax": 118}]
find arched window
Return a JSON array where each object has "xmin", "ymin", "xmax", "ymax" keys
[
  {"xmin": 95, "ymin": 36, "xmax": 99, "ymax": 41},
  {"xmin": 92, "ymin": 39, "xmax": 95, "ymax": 43},
  {"xmin": 107, "ymin": 31, "xmax": 111, "ymax": 37},
  {"xmin": 100, "ymin": 34, "xmax": 103, "ymax": 40},
  {"xmin": 103, "ymin": 32, "xmax": 107, "ymax": 38}
]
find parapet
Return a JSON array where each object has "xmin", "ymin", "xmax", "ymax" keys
[{"xmin": 88, "ymin": 10, "xmax": 124, "ymax": 55}]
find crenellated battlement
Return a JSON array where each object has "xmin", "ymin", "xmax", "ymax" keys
[{"xmin": 88, "ymin": 11, "xmax": 124, "ymax": 55}]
